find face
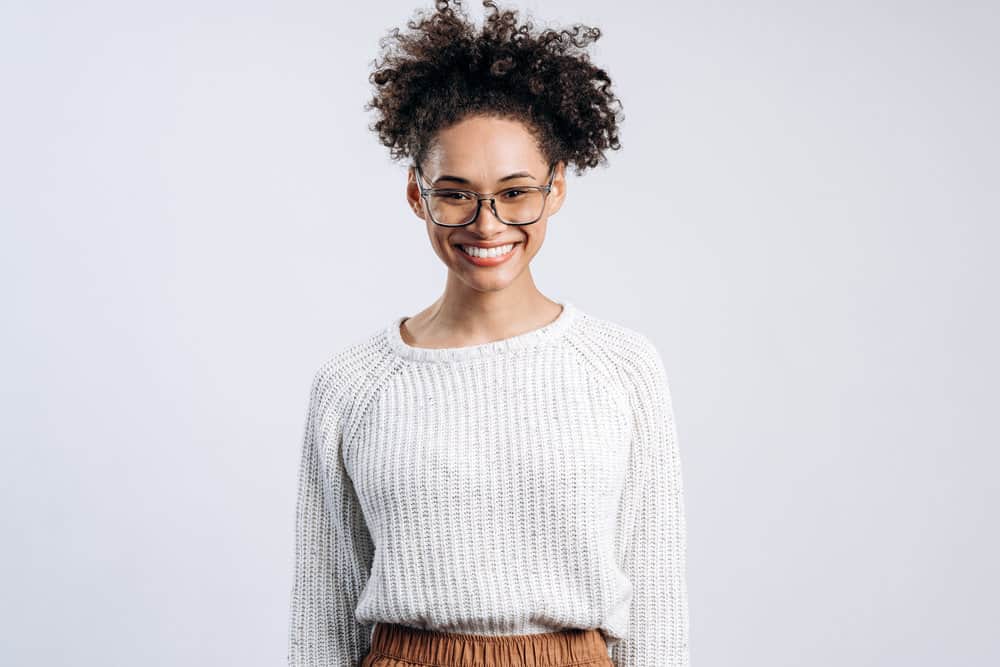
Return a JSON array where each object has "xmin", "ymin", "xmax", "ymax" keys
[{"xmin": 405, "ymin": 115, "xmax": 566, "ymax": 293}]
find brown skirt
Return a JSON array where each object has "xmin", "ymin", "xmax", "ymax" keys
[{"xmin": 361, "ymin": 621, "xmax": 613, "ymax": 667}]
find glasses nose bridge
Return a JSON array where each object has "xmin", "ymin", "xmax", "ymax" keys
[{"xmin": 467, "ymin": 192, "xmax": 504, "ymax": 227}]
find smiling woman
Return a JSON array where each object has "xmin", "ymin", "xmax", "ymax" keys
[
  {"xmin": 360, "ymin": 0, "xmax": 625, "ymax": 319},
  {"xmin": 406, "ymin": 115, "xmax": 562, "ymax": 293},
  {"xmin": 286, "ymin": 2, "xmax": 690, "ymax": 667}
]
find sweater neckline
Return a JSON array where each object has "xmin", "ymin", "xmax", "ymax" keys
[{"xmin": 386, "ymin": 299, "xmax": 579, "ymax": 362}]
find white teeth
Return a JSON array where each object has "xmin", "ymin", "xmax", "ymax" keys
[{"xmin": 460, "ymin": 243, "xmax": 515, "ymax": 258}]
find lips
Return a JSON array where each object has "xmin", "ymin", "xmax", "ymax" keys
[
  {"xmin": 452, "ymin": 242, "xmax": 520, "ymax": 248},
  {"xmin": 453, "ymin": 241, "xmax": 521, "ymax": 266}
]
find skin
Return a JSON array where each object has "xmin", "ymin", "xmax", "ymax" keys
[{"xmin": 401, "ymin": 114, "xmax": 568, "ymax": 349}]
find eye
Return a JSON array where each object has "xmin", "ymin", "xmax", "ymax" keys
[
  {"xmin": 438, "ymin": 191, "xmax": 473, "ymax": 200},
  {"xmin": 500, "ymin": 189, "xmax": 527, "ymax": 199}
]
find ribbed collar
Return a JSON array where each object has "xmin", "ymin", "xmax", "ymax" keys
[{"xmin": 385, "ymin": 299, "xmax": 579, "ymax": 363}]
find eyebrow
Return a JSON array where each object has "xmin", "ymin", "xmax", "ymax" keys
[{"xmin": 432, "ymin": 171, "xmax": 537, "ymax": 187}]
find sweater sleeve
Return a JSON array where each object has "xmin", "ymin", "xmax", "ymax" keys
[
  {"xmin": 287, "ymin": 365, "xmax": 375, "ymax": 667},
  {"xmin": 610, "ymin": 336, "xmax": 690, "ymax": 667}
]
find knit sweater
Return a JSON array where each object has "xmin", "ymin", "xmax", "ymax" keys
[{"xmin": 287, "ymin": 299, "xmax": 689, "ymax": 667}]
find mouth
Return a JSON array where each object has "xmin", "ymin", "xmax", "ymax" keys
[{"xmin": 453, "ymin": 242, "xmax": 521, "ymax": 266}]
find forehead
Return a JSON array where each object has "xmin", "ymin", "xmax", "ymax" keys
[{"xmin": 424, "ymin": 115, "xmax": 547, "ymax": 181}]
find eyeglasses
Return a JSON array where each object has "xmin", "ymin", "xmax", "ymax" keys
[{"xmin": 413, "ymin": 163, "xmax": 557, "ymax": 227}]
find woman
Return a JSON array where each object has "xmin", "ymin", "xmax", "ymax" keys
[{"xmin": 287, "ymin": 2, "xmax": 689, "ymax": 666}]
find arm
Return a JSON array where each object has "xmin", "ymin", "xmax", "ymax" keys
[
  {"xmin": 287, "ymin": 365, "xmax": 375, "ymax": 667},
  {"xmin": 610, "ymin": 336, "xmax": 690, "ymax": 667}
]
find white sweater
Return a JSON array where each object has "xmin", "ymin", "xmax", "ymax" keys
[{"xmin": 287, "ymin": 299, "xmax": 689, "ymax": 667}]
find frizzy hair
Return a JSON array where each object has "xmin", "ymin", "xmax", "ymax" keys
[{"xmin": 364, "ymin": 0, "xmax": 624, "ymax": 175}]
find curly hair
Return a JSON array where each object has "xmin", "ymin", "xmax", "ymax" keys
[{"xmin": 364, "ymin": 0, "xmax": 624, "ymax": 176}]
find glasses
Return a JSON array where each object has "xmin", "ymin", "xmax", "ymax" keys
[{"xmin": 413, "ymin": 163, "xmax": 556, "ymax": 227}]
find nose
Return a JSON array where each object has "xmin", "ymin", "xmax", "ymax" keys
[{"xmin": 466, "ymin": 198, "xmax": 508, "ymax": 234}]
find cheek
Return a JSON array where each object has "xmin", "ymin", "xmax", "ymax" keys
[
  {"xmin": 425, "ymin": 226, "xmax": 449, "ymax": 250},
  {"xmin": 429, "ymin": 230, "xmax": 464, "ymax": 264},
  {"xmin": 521, "ymin": 225, "xmax": 547, "ymax": 254}
]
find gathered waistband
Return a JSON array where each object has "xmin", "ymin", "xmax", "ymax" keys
[{"xmin": 367, "ymin": 622, "xmax": 611, "ymax": 667}]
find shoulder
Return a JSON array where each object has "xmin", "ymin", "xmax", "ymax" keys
[
  {"xmin": 306, "ymin": 321, "xmax": 399, "ymax": 417},
  {"xmin": 567, "ymin": 308, "xmax": 669, "ymax": 393}
]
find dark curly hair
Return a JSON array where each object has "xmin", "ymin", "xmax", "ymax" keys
[{"xmin": 364, "ymin": 0, "xmax": 624, "ymax": 176}]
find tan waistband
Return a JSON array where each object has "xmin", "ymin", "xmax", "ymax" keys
[{"xmin": 368, "ymin": 622, "xmax": 610, "ymax": 667}]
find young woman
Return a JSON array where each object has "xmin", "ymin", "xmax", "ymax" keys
[{"xmin": 287, "ymin": 2, "xmax": 689, "ymax": 666}]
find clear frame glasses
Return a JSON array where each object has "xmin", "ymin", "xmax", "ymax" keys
[{"xmin": 413, "ymin": 163, "xmax": 557, "ymax": 227}]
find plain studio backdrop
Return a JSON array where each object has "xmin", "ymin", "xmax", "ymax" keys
[{"xmin": 1, "ymin": 1, "xmax": 997, "ymax": 665}]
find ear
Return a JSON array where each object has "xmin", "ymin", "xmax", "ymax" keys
[
  {"xmin": 406, "ymin": 166, "xmax": 427, "ymax": 221},
  {"xmin": 544, "ymin": 160, "xmax": 567, "ymax": 218}
]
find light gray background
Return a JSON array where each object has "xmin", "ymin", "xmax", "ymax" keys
[{"xmin": 2, "ymin": 1, "xmax": 997, "ymax": 665}]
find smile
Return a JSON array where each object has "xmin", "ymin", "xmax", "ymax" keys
[
  {"xmin": 453, "ymin": 242, "xmax": 521, "ymax": 267},
  {"xmin": 458, "ymin": 243, "xmax": 516, "ymax": 258}
]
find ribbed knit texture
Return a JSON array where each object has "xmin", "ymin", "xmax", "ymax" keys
[{"xmin": 287, "ymin": 300, "xmax": 689, "ymax": 667}]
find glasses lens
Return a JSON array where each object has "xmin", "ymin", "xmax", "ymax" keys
[
  {"xmin": 495, "ymin": 188, "xmax": 545, "ymax": 223},
  {"xmin": 427, "ymin": 192, "xmax": 478, "ymax": 226}
]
